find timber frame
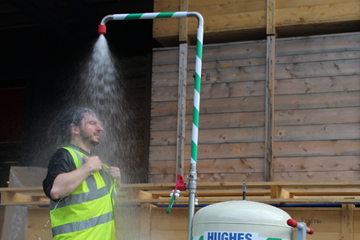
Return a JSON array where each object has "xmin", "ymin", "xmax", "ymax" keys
[{"xmin": 1, "ymin": 181, "xmax": 360, "ymax": 206}]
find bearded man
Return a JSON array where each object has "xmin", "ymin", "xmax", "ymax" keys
[{"xmin": 43, "ymin": 108, "xmax": 120, "ymax": 240}]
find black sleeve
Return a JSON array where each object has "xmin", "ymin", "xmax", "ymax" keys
[{"xmin": 42, "ymin": 148, "xmax": 76, "ymax": 200}]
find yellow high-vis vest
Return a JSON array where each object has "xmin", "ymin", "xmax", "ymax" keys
[{"xmin": 50, "ymin": 147, "xmax": 116, "ymax": 240}]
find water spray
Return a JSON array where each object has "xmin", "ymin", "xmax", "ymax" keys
[{"xmin": 98, "ymin": 12, "xmax": 204, "ymax": 240}]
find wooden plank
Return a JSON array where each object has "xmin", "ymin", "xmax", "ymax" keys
[
  {"xmin": 152, "ymin": 64, "xmax": 266, "ymax": 87},
  {"xmin": 152, "ymin": 90, "xmax": 360, "ymax": 117},
  {"xmin": 274, "ymin": 140, "xmax": 360, "ymax": 157},
  {"xmin": 275, "ymin": 74, "xmax": 360, "ymax": 95},
  {"xmin": 140, "ymin": 204, "xmax": 155, "ymax": 240},
  {"xmin": 152, "ymin": 40, "xmax": 266, "ymax": 66},
  {"xmin": 341, "ymin": 204, "xmax": 355, "ymax": 240},
  {"xmin": 276, "ymin": 59, "xmax": 360, "ymax": 80},
  {"xmin": 150, "ymin": 127, "xmax": 265, "ymax": 146},
  {"xmin": 176, "ymin": 43, "xmax": 187, "ymax": 177},
  {"xmin": 150, "ymin": 142, "xmax": 265, "ymax": 161},
  {"xmin": 153, "ymin": 57, "xmax": 266, "ymax": 73},
  {"xmin": 276, "ymin": 50, "xmax": 360, "ymax": 64},
  {"xmin": 119, "ymin": 181, "xmax": 360, "ymax": 189},
  {"xmin": 275, "ymin": 91, "xmax": 360, "ymax": 110},
  {"xmin": 270, "ymin": 185, "xmax": 292, "ymax": 199},
  {"xmin": 149, "ymin": 172, "xmax": 265, "ymax": 183},
  {"xmin": 152, "ymin": 73, "xmax": 360, "ymax": 102},
  {"xmin": 149, "ymin": 189, "xmax": 270, "ymax": 197},
  {"xmin": 152, "ymin": 80, "xmax": 265, "ymax": 102},
  {"xmin": 276, "ymin": 2, "xmax": 360, "ymax": 27},
  {"xmin": 149, "ymin": 158, "xmax": 265, "ymax": 174},
  {"xmin": 275, "ymin": 107, "xmax": 360, "ymax": 126},
  {"xmin": 265, "ymin": 35, "xmax": 276, "ymax": 181},
  {"xmin": 275, "ymin": 32, "xmax": 360, "ymax": 56},
  {"xmin": 26, "ymin": 209, "xmax": 52, "ymax": 240},
  {"xmin": 274, "ymin": 171, "xmax": 360, "ymax": 182},
  {"xmin": 151, "ymin": 96, "xmax": 265, "ymax": 116},
  {"xmin": 285, "ymin": 208, "xmax": 341, "ymax": 232},
  {"xmin": 275, "ymin": 123, "xmax": 360, "ymax": 141},
  {"xmin": 144, "ymin": 53, "xmax": 152, "ymax": 183},
  {"xmin": 179, "ymin": 0, "xmax": 188, "ymax": 43},
  {"xmin": 151, "ymin": 111, "xmax": 265, "ymax": 131},
  {"xmin": 266, "ymin": 0, "xmax": 276, "ymax": 35},
  {"xmin": 290, "ymin": 189, "xmax": 360, "ymax": 197},
  {"xmin": 274, "ymin": 156, "xmax": 360, "ymax": 172},
  {"xmin": 276, "ymin": 0, "xmax": 357, "ymax": 9}
]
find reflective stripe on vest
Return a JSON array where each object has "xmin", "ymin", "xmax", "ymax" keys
[{"xmin": 50, "ymin": 147, "xmax": 115, "ymax": 240}]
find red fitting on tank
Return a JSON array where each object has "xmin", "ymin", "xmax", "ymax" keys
[
  {"xmin": 308, "ymin": 227, "xmax": 314, "ymax": 235},
  {"xmin": 98, "ymin": 25, "xmax": 106, "ymax": 35},
  {"xmin": 287, "ymin": 219, "xmax": 298, "ymax": 227}
]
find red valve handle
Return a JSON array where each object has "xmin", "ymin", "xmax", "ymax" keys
[
  {"xmin": 287, "ymin": 219, "xmax": 298, "ymax": 227},
  {"xmin": 287, "ymin": 219, "xmax": 314, "ymax": 235},
  {"xmin": 173, "ymin": 175, "xmax": 186, "ymax": 193}
]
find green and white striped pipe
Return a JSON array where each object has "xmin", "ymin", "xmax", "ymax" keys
[{"xmin": 99, "ymin": 12, "xmax": 204, "ymax": 240}]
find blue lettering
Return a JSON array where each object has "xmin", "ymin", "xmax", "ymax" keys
[
  {"xmin": 229, "ymin": 232, "xmax": 236, "ymax": 240},
  {"xmin": 218, "ymin": 232, "xmax": 221, "ymax": 240},
  {"xmin": 221, "ymin": 232, "xmax": 228, "ymax": 240},
  {"xmin": 238, "ymin": 233, "xmax": 244, "ymax": 240},
  {"xmin": 245, "ymin": 233, "xmax": 252, "ymax": 240},
  {"xmin": 208, "ymin": 232, "xmax": 214, "ymax": 240}
]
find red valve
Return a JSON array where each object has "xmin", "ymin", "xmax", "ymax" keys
[
  {"xmin": 174, "ymin": 174, "xmax": 186, "ymax": 192},
  {"xmin": 287, "ymin": 219, "xmax": 314, "ymax": 235}
]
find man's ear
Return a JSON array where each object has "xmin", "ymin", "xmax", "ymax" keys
[{"xmin": 70, "ymin": 124, "xmax": 80, "ymax": 134}]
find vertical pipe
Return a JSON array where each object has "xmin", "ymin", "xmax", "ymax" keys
[{"xmin": 187, "ymin": 20, "xmax": 203, "ymax": 240}]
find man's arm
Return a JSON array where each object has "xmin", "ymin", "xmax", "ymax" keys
[{"xmin": 50, "ymin": 155, "xmax": 102, "ymax": 200}]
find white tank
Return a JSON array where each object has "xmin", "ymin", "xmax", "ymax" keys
[{"xmin": 192, "ymin": 201, "xmax": 293, "ymax": 240}]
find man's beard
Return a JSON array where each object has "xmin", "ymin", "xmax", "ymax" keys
[{"xmin": 80, "ymin": 128, "xmax": 100, "ymax": 147}]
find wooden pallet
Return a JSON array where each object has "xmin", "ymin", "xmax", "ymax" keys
[{"xmin": 1, "ymin": 181, "xmax": 360, "ymax": 207}]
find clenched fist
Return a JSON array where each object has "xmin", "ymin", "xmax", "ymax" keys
[
  {"xmin": 83, "ymin": 155, "xmax": 102, "ymax": 172},
  {"xmin": 109, "ymin": 166, "xmax": 121, "ymax": 181}
]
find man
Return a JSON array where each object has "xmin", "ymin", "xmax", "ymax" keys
[{"xmin": 43, "ymin": 108, "xmax": 120, "ymax": 240}]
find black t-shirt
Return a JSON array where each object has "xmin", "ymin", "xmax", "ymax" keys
[{"xmin": 42, "ymin": 145, "xmax": 111, "ymax": 200}]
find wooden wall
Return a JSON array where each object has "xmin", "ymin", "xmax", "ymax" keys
[
  {"xmin": 149, "ymin": 32, "xmax": 360, "ymax": 183},
  {"xmin": 153, "ymin": 0, "xmax": 360, "ymax": 46},
  {"xmin": 273, "ymin": 33, "xmax": 360, "ymax": 181}
]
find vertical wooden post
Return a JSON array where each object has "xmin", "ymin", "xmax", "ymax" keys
[
  {"xmin": 265, "ymin": 35, "xmax": 275, "ymax": 181},
  {"xmin": 176, "ymin": 43, "xmax": 188, "ymax": 178},
  {"xmin": 266, "ymin": 0, "xmax": 276, "ymax": 36},
  {"xmin": 341, "ymin": 204, "xmax": 355, "ymax": 240},
  {"xmin": 140, "ymin": 203, "xmax": 155, "ymax": 240},
  {"xmin": 179, "ymin": 0, "xmax": 189, "ymax": 43},
  {"xmin": 144, "ymin": 53, "xmax": 152, "ymax": 182}
]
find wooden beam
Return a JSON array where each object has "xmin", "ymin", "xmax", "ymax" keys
[
  {"xmin": 341, "ymin": 204, "xmax": 355, "ymax": 240},
  {"xmin": 179, "ymin": 0, "xmax": 189, "ymax": 43},
  {"xmin": 265, "ymin": 35, "xmax": 276, "ymax": 181},
  {"xmin": 140, "ymin": 203, "xmax": 155, "ymax": 240},
  {"xmin": 266, "ymin": 0, "xmax": 276, "ymax": 35},
  {"xmin": 176, "ymin": 43, "xmax": 188, "ymax": 177}
]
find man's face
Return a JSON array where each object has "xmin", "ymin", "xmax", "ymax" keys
[{"xmin": 79, "ymin": 113, "xmax": 103, "ymax": 147}]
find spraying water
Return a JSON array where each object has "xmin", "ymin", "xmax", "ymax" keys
[{"xmin": 76, "ymin": 35, "xmax": 144, "ymax": 184}]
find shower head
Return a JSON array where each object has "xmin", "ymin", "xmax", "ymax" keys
[{"xmin": 98, "ymin": 25, "xmax": 106, "ymax": 35}]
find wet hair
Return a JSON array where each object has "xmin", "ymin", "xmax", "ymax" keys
[{"xmin": 48, "ymin": 108, "xmax": 96, "ymax": 147}]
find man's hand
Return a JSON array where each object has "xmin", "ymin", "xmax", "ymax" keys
[
  {"xmin": 83, "ymin": 155, "xmax": 102, "ymax": 172},
  {"xmin": 109, "ymin": 166, "xmax": 121, "ymax": 181}
]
